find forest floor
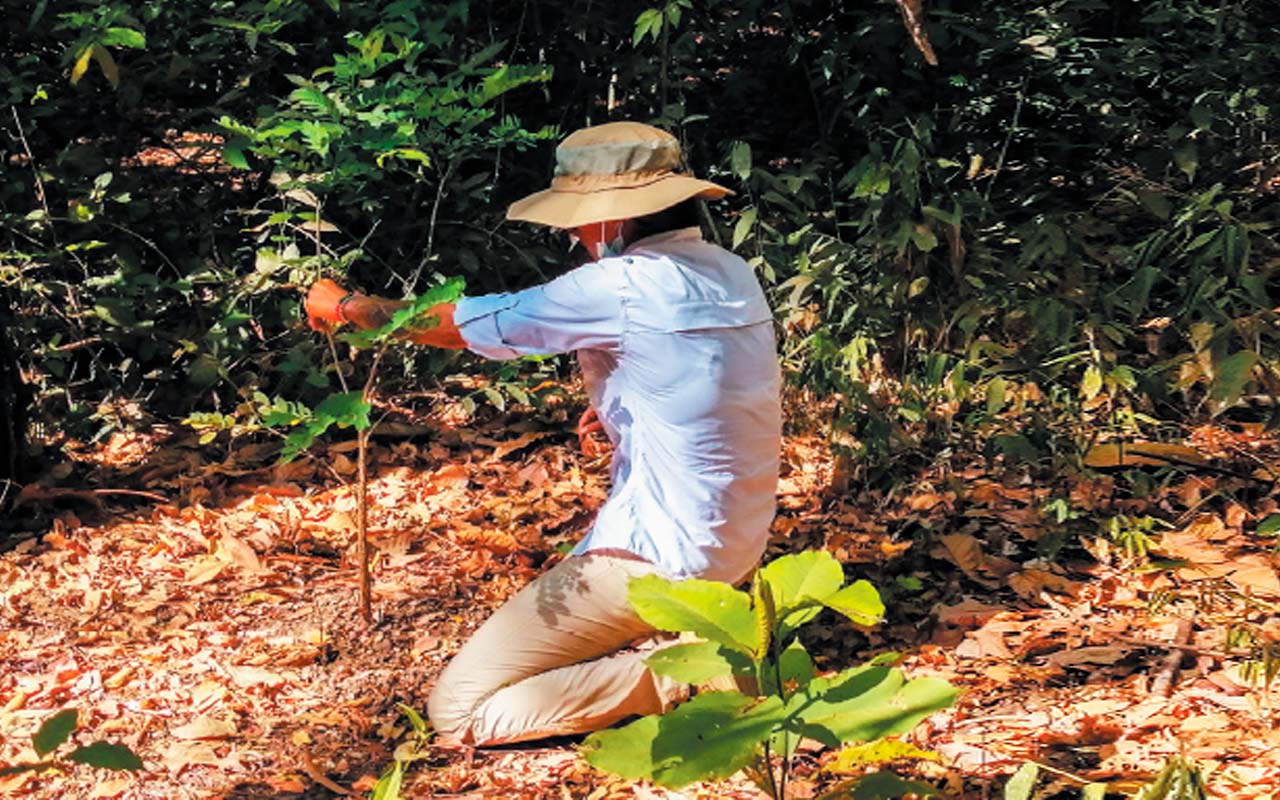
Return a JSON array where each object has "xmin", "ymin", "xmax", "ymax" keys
[{"xmin": 2, "ymin": 394, "xmax": 1279, "ymax": 799}]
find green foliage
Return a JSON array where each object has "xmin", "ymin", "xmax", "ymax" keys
[
  {"xmin": 368, "ymin": 703, "xmax": 431, "ymax": 800},
  {"xmin": 581, "ymin": 551, "xmax": 955, "ymax": 796},
  {"xmin": 1132, "ymin": 757, "xmax": 1207, "ymax": 800},
  {"xmin": 0, "ymin": 707, "xmax": 143, "ymax": 776},
  {"xmin": 4, "ymin": 0, "xmax": 1279, "ymax": 489}
]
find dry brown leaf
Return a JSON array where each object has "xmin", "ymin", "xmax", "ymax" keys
[
  {"xmin": 934, "ymin": 598, "xmax": 1006, "ymax": 628},
  {"xmin": 1084, "ymin": 441, "xmax": 1206, "ymax": 468},
  {"xmin": 491, "ymin": 431, "xmax": 550, "ymax": 460},
  {"xmin": 162, "ymin": 740, "xmax": 221, "ymax": 774},
  {"xmin": 171, "ymin": 715, "xmax": 236, "ymax": 740},
  {"xmin": 1046, "ymin": 646, "xmax": 1134, "ymax": 668},
  {"xmin": 184, "ymin": 556, "xmax": 227, "ymax": 585},
  {"xmin": 955, "ymin": 626, "xmax": 1012, "ymax": 659},
  {"xmin": 934, "ymin": 533, "xmax": 1015, "ymax": 585},
  {"xmin": 1008, "ymin": 569, "xmax": 1083, "ymax": 602},
  {"xmin": 87, "ymin": 778, "xmax": 131, "ymax": 799},
  {"xmin": 1226, "ymin": 557, "xmax": 1280, "ymax": 596},
  {"xmin": 224, "ymin": 664, "xmax": 288, "ymax": 688},
  {"xmin": 220, "ymin": 531, "xmax": 266, "ymax": 575}
]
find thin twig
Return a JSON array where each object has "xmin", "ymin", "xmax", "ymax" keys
[{"xmin": 1150, "ymin": 617, "xmax": 1195, "ymax": 697}]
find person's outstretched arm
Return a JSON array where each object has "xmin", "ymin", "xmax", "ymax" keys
[{"xmin": 304, "ymin": 279, "xmax": 465, "ymax": 349}]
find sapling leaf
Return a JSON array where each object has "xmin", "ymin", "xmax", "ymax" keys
[
  {"xmin": 582, "ymin": 691, "xmax": 785, "ymax": 788},
  {"xmin": 65, "ymin": 741, "xmax": 144, "ymax": 771},
  {"xmin": 314, "ymin": 390, "xmax": 372, "ymax": 430},
  {"xmin": 762, "ymin": 552, "xmax": 844, "ymax": 622},
  {"xmin": 628, "ymin": 575, "xmax": 759, "ymax": 654},
  {"xmin": 822, "ymin": 580, "xmax": 885, "ymax": 626},
  {"xmin": 370, "ymin": 760, "xmax": 404, "ymax": 800},
  {"xmin": 825, "ymin": 738, "xmax": 941, "ymax": 772},
  {"xmin": 645, "ymin": 642, "xmax": 752, "ymax": 685},
  {"xmin": 340, "ymin": 277, "xmax": 466, "ymax": 349},
  {"xmin": 33, "ymin": 709, "xmax": 77, "ymax": 757},
  {"xmin": 845, "ymin": 770, "xmax": 941, "ymax": 799},
  {"xmin": 777, "ymin": 639, "xmax": 815, "ymax": 694},
  {"xmin": 1003, "ymin": 761, "xmax": 1039, "ymax": 800},
  {"xmin": 759, "ymin": 550, "xmax": 844, "ymax": 635},
  {"xmin": 785, "ymin": 666, "xmax": 957, "ymax": 746}
]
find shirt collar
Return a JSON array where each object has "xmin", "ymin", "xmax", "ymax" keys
[{"xmin": 624, "ymin": 227, "xmax": 703, "ymax": 254}]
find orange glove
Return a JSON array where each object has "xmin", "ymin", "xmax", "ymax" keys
[
  {"xmin": 304, "ymin": 279, "xmax": 358, "ymax": 332},
  {"xmin": 577, "ymin": 406, "xmax": 609, "ymax": 457}
]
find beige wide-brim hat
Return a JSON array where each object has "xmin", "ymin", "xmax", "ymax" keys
[{"xmin": 507, "ymin": 121, "xmax": 732, "ymax": 229}]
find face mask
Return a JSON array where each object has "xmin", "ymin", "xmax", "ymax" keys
[{"xmin": 571, "ymin": 221, "xmax": 626, "ymax": 261}]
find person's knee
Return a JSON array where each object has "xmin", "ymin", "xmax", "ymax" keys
[{"xmin": 427, "ymin": 666, "xmax": 471, "ymax": 744}]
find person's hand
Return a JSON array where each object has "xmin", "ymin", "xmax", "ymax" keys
[
  {"xmin": 577, "ymin": 406, "xmax": 609, "ymax": 457},
  {"xmin": 304, "ymin": 279, "xmax": 354, "ymax": 332}
]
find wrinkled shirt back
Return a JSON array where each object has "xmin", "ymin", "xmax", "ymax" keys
[{"xmin": 453, "ymin": 228, "xmax": 781, "ymax": 582}]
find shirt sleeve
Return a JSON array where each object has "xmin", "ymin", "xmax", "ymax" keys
[{"xmin": 453, "ymin": 260, "xmax": 626, "ymax": 360}]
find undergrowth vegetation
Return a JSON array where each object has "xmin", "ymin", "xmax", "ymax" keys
[{"xmin": 3, "ymin": 0, "xmax": 1277, "ymax": 478}]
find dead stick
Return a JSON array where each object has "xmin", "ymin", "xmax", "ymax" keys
[
  {"xmin": 1113, "ymin": 634, "xmax": 1231, "ymax": 661},
  {"xmin": 1150, "ymin": 618, "xmax": 1195, "ymax": 697},
  {"xmin": 356, "ymin": 425, "xmax": 371, "ymax": 622}
]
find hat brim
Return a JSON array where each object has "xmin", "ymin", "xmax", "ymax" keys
[{"xmin": 506, "ymin": 175, "xmax": 732, "ymax": 229}]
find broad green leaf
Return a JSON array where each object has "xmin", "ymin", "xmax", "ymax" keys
[
  {"xmin": 730, "ymin": 141, "xmax": 752, "ymax": 181},
  {"xmin": 1257, "ymin": 515, "xmax": 1280, "ymax": 536},
  {"xmin": 582, "ymin": 713, "xmax": 660, "ymax": 780},
  {"xmin": 1004, "ymin": 761, "xmax": 1039, "ymax": 800},
  {"xmin": 986, "ymin": 377, "xmax": 1007, "ymax": 415},
  {"xmin": 628, "ymin": 575, "xmax": 759, "ymax": 654},
  {"xmin": 847, "ymin": 770, "xmax": 941, "ymax": 799},
  {"xmin": 777, "ymin": 639, "xmax": 815, "ymax": 694},
  {"xmin": 1210, "ymin": 351, "xmax": 1257, "ymax": 406},
  {"xmin": 646, "ymin": 641, "xmax": 752, "ymax": 684},
  {"xmin": 33, "ymin": 709, "xmax": 77, "ymax": 757},
  {"xmin": 223, "ymin": 143, "xmax": 249, "ymax": 170},
  {"xmin": 1082, "ymin": 784, "xmax": 1107, "ymax": 800},
  {"xmin": 370, "ymin": 761, "xmax": 404, "ymax": 800},
  {"xmin": 66, "ymin": 741, "xmax": 143, "ymax": 771},
  {"xmin": 732, "ymin": 206, "xmax": 757, "ymax": 249},
  {"xmin": 825, "ymin": 739, "xmax": 941, "ymax": 772},
  {"xmin": 100, "ymin": 28, "xmax": 146, "ymax": 49},
  {"xmin": 760, "ymin": 550, "xmax": 844, "ymax": 619},
  {"xmin": 314, "ymin": 391, "xmax": 371, "ymax": 430},
  {"xmin": 788, "ymin": 667, "xmax": 957, "ymax": 747},
  {"xmin": 822, "ymin": 580, "xmax": 884, "ymax": 626},
  {"xmin": 583, "ymin": 691, "xmax": 785, "ymax": 788}
]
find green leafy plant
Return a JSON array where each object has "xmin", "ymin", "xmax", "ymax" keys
[
  {"xmin": 302, "ymin": 277, "xmax": 465, "ymax": 621},
  {"xmin": 581, "ymin": 550, "xmax": 957, "ymax": 798},
  {"xmin": 1131, "ymin": 756, "xmax": 1207, "ymax": 800},
  {"xmin": 368, "ymin": 703, "xmax": 431, "ymax": 800},
  {"xmin": 0, "ymin": 708, "xmax": 143, "ymax": 776}
]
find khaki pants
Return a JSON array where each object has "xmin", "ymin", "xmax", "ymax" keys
[{"xmin": 427, "ymin": 553, "xmax": 691, "ymax": 746}]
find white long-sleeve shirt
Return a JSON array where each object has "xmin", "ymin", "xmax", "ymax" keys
[{"xmin": 453, "ymin": 228, "xmax": 781, "ymax": 583}]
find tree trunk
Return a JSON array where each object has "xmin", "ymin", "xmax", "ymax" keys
[{"xmin": 0, "ymin": 314, "xmax": 31, "ymax": 488}]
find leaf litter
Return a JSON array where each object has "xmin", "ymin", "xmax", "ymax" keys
[{"xmin": 2, "ymin": 412, "xmax": 1280, "ymax": 798}]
